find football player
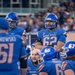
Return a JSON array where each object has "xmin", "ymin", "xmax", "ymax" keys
[
  {"xmin": 5, "ymin": 12, "xmax": 26, "ymax": 46},
  {"xmin": 35, "ymin": 13, "xmax": 66, "ymax": 52},
  {"xmin": 26, "ymin": 48, "xmax": 42, "ymax": 75},
  {"xmin": 60, "ymin": 41, "xmax": 75, "ymax": 75},
  {"xmin": 0, "ymin": 18, "xmax": 27, "ymax": 75},
  {"xmin": 39, "ymin": 46, "xmax": 63, "ymax": 75}
]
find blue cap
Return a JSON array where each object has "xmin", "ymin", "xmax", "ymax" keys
[{"xmin": 0, "ymin": 18, "xmax": 9, "ymax": 30}]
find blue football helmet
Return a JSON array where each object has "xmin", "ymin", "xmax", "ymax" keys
[
  {"xmin": 5, "ymin": 12, "xmax": 18, "ymax": 29},
  {"xmin": 40, "ymin": 46, "xmax": 58, "ymax": 61},
  {"xmin": 45, "ymin": 13, "xmax": 58, "ymax": 30},
  {"xmin": 60, "ymin": 41, "xmax": 75, "ymax": 59}
]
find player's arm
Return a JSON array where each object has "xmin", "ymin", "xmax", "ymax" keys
[
  {"xmin": 20, "ymin": 68, "xmax": 27, "ymax": 75},
  {"xmin": 21, "ymin": 30, "xmax": 27, "ymax": 46},
  {"xmin": 22, "ymin": 35, "xmax": 26, "ymax": 45},
  {"xmin": 20, "ymin": 55, "xmax": 27, "ymax": 75},
  {"xmin": 34, "ymin": 31, "xmax": 46, "ymax": 50},
  {"xmin": 64, "ymin": 70, "xmax": 74, "ymax": 75},
  {"xmin": 55, "ymin": 33, "xmax": 66, "ymax": 52},
  {"xmin": 39, "ymin": 72, "xmax": 48, "ymax": 75},
  {"xmin": 35, "ymin": 38, "xmax": 45, "ymax": 50},
  {"xmin": 55, "ymin": 41, "xmax": 64, "ymax": 52},
  {"xmin": 39, "ymin": 64, "xmax": 48, "ymax": 75},
  {"xmin": 62, "ymin": 61, "xmax": 74, "ymax": 75}
]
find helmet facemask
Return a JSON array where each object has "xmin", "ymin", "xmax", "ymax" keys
[
  {"xmin": 60, "ymin": 47, "xmax": 69, "ymax": 60},
  {"xmin": 8, "ymin": 20, "xmax": 18, "ymax": 29},
  {"xmin": 45, "ymin": 20, "xmax": 57, "ymax": 30}
]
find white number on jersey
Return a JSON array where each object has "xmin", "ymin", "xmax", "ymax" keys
[
  {"xmin": 43, "ymin": 36, "xmax": 57, "ymax": 46},
  {"xmin": 56, "ymin": 64, "xmax": 62, "ymax": 75},
  {"xmin": 0, "ymin": 43, "xmax": 14, "ymax": 64}
]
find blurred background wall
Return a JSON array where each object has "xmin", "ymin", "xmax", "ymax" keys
[{"xmin": 0, "ymin": 0, "xmax": 59, "ymax": 16}]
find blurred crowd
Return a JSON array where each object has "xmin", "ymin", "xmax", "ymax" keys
[{"xmin": 17, "ymin": 0, "xmax": 75, "ymax": 32}]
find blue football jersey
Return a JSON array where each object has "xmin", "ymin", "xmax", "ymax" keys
[
  {"xmin": 0, "ymin": 33, "xmax": 27, "ymax": 75},
  {"xmin": 62, "ymin": 60, "xmax": 75, "ymax": 73},
  {"xmin": 37, "ymin": 28, "xmax": 66, "ymax": 47},
  {"xmin": 39, "ymin": 60, "xmax": 62, "ymax": 75},
  {"xmin": 26, "ymin": 58, "xmax": 42, "ymax": 75},
  {"xmin": 9, "ymin": 26, "xmax": 26, "ymax": 36}
]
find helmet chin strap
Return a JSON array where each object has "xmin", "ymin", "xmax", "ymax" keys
[
  {"xmin": 45, "ymin": 21, "xmax": 57, "ymax": 30},
  {"xmin": 9, "ymin": 22, "xmax": 17, "ymax": 29},
  {"xmin": 48, "ymin": 27, "xmax": 56, "ymax": 31},
  {"xmin": 9, "ymin": 25, "xmax": 16, "ymax": 29},
  {"xmin": 49, "ymin": 27, "xmax": 55, "ymax": 30}
]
